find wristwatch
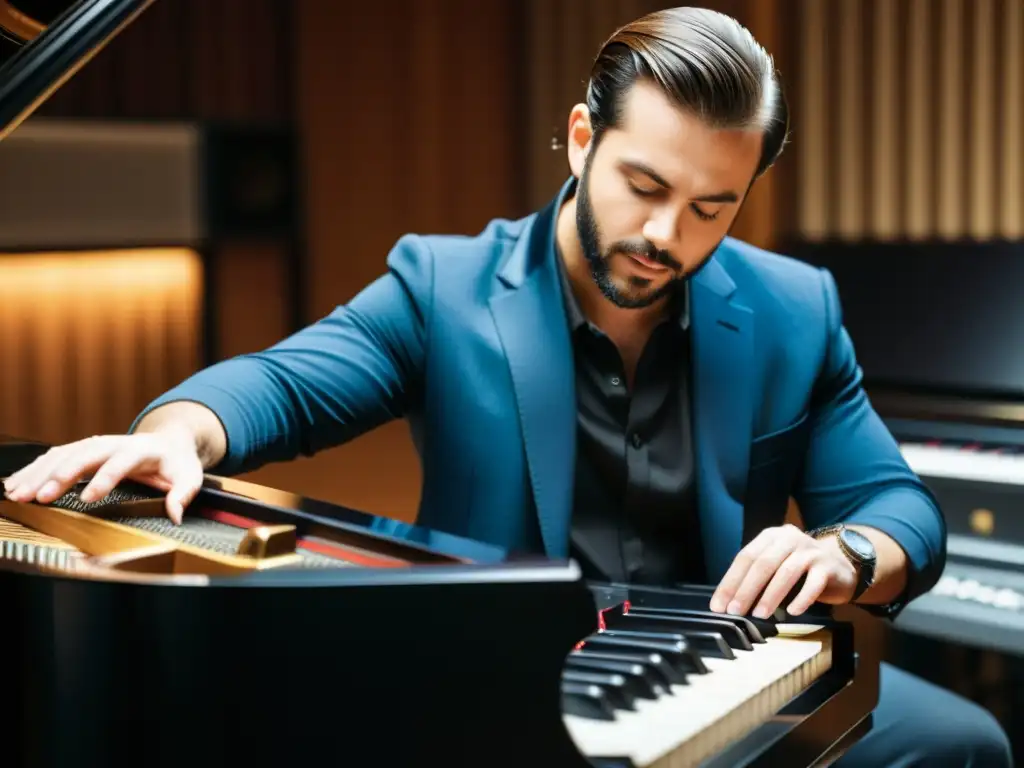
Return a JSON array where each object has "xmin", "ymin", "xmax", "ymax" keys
[{"xmin": 808, "ymin": 524, "xmax": 876, "ymax": 601}]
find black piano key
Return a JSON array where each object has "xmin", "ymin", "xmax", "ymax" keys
[
  {"xmin": 601, "ymin": 627, "xmax": 735, "ymax": 661},
  {"xmin": 624, "ymin": 582, "xmax": 795, "ymax": 624},
  {"xmin": 677, "ymin": 630, "xmax": 736, "ymax": 660},
  {"xmin": 605, "ymin": 611, "xmax": 753, "ymax": 651},
  {"xmin": 564, "ymin": 656, "xmax": 660, "ymax": 699},
  {"xmin": 737, "ymin": 613, "xmax": 778, "ymax": 638},
  {"xmin": 561, "ymin": 681, "xmax": 617, "ymax": 721},
  {"xmin": 580, "ymin": 634, "xmax": 705, "ymax": 680},
  {"xmin": 570, "ymin": 649, "xmax": 676, "ymax": 691},
  {"xmin": 561, "ymin": 670, "xmax": 637, "ymax": 711},
  {"xmin": 624, "ymin": 606, "xmax": 769, "ymax": 643},
  {"xmin": 622, "ymin": 585, "xmax": 771, "ymax": 621}
]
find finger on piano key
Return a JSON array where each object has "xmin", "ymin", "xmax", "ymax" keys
[{"xmin": 613, "ymin": 581, "xmax": 811, "ymax": 624}]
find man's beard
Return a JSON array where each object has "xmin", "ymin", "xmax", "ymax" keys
[{"xmin": 575, "ymin": 162, "xmax": 708, "ymax": 309}]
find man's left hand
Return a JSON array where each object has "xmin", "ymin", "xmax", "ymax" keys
[{"xmin": 709, "ymin": 524, "xmax": 857, "ymax": 619}]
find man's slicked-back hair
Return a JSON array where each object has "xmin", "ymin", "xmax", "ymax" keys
[{"xmin": 585, "ymin": 7, "xmax": 788, "ymax": 178}]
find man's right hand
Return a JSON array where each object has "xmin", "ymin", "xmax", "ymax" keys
[{"xmin": 2, "ymin": 425, "xmax": 204, "ymax": 524}]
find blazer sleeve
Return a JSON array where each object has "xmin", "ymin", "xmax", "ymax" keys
[
  {"xmin": 793, "ymin": 267, "xmax": 947, "ymax": 617},
  {"xmin": 131, "ymin": 234, "xmax": 435, "ymax": 475}
]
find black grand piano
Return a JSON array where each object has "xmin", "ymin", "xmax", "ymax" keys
[{"xmin": 0, "ymin": 4, "xmax": 879, "ymax": 767}]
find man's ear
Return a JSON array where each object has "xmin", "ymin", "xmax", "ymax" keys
[{"xmin": 566, "ymin": 103, "xmax": 594, "ymax": 178}]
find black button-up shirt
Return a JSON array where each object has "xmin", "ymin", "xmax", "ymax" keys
[{"xmin": 557, "ymin": 257, "xmax": 707, "ymax": 587}]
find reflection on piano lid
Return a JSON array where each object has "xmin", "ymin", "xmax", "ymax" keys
[
  {"xmin": 0, "ymin": 0, "xmax": 156, "ymax": 140},
  {"xmin": 0, "ymin": 433, "xmax": 879, "ymax": 767}
]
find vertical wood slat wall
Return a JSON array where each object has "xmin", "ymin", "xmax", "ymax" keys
[
  {"xmin": 796, "ymin": 0, "xmax": 1024, "ymax": 242},
  {"xmin": 37, "ymin": 0, "xmax": 292, "ymax": 122}
]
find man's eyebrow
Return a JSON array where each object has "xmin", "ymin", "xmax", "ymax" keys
[
  {"xmin": 621, "ymin": 159, "xmax": 672, "ymax": 189},
  {"xmin": 621, "ymin": 160, "xmax": 739, "ymax": 203},
  {"xmin": 692, "ymin": 190, "xmax": 739, "ymax": 204}
]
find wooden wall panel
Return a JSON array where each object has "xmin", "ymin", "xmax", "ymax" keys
[
  {"xmin": 793, "ymin": 0, "xmax": 1024, "ymax": 242},
  {"xmin": 212, "ymin": 243, "xmax": 291, "ymax": 360},
  {"xmin": 37, "ymin": 0, "xmax": 292, "ymax": 122},
  {"xmin": 239, "ymin": 0, "xmax": 527, "ymax": 520}
]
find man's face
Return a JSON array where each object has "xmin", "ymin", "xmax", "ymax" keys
[{"xmin": 568, "ymin": 80, "xmax": 764, "ymax": 309}]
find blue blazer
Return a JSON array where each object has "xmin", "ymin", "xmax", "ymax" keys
[{"xmin": 140, "ymin": 181, "xmax": 945, "ymax": 602}]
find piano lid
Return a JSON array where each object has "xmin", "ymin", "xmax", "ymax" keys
[{"xmin": 0, "ymin": 0, "xmax": 154, "ymax": 141}]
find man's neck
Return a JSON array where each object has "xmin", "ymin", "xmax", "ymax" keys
[{"xmin": 555, "ymin": 195, "xmax": 670, "ymax": 338}]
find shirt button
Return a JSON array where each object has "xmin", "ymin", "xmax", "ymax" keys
[
  {"xmin": 610, "ymin": 376, "xmax": 621, "ymax": 386},
  {"xmin": 631, "ymin": 433, "xmax": 643, "ymax": 448}
]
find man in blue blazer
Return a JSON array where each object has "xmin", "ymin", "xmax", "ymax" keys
[{"xmin": 6, "ymin": 6, "xmax": 1011, "ymax": 766}]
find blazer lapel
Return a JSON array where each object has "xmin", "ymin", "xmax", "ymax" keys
[
  {"xmin": 488, "ymin": 199, "xmax": 577, "ymax": 558},
  {"xmin": 691, "ymin": 257, "xmax": 755, "ymax": 580}
]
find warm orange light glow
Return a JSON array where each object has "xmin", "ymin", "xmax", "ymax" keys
[
  {"xmin": 0, "ymin": 248, "xmax": 201, "ymax": 293},
  {"xmin": 0, "ymin": 248, "xmax": 203, "ymax": 445}
]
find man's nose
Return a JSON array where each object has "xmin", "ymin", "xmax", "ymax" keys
[{"xmin": 642, "ymin": 208, "xmax": 681, "ymax": 250}]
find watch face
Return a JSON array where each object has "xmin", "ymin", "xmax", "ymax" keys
[{"xmin": 842, "ymin": 529, "xmax": 876, "ymax": 561}]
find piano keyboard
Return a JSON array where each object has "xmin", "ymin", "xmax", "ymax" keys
[
  {"xmin": 561, "ymin": 602, "xmax": 832, "ymax": 767},
  {"xmin": 892, "ymin": 437, "xmax": 1024, "ymax": 655},
  {"xmin": 900, "ymin": 442, "xmax": 1024, "ymax": 485},
  {"xmin": 895, "ymin": 559, "xmax": 1024, "ymax": 657}
]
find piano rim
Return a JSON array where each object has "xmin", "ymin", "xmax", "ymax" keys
[
  {"xmin": 0, "ymin": 1, "xmax": 46, "ymax": 40},
  {"xmin": 0, "ymin": 545, "xmax": 588, "ymax": 588}
]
